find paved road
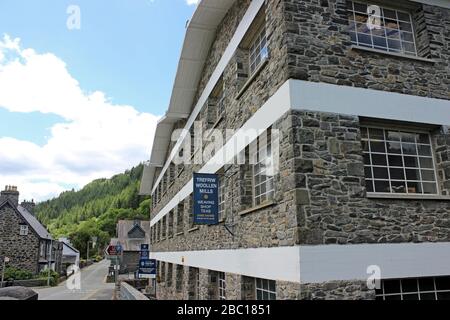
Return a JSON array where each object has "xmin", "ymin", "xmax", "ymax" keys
[{"xmin": 35, "ymin": 260, "xmax": 115, "ymax": 300}]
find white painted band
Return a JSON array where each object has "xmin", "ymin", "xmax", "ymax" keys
[{"xmin": 152, "ymin": 242, "xmax": 450, "ymax": 284}]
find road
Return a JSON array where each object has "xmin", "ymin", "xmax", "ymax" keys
[{"xmin": 35, "ymin": 259, "xmax": 115, "ymax": 300}]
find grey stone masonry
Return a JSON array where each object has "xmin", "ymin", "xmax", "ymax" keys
[
  {"xmin": 148, "ymin": 0, "xmax": 450, "ymax": 300},
  {"xmin": 0, "ymin": 201, "xmax": 40, "ymax": 275}
]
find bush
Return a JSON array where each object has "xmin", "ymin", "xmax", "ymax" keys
[
  {"xmin": 37, "ymin": 270, "xmax": 59, "ymax": 287},
  {"xmin": 3, "ymin": 267, "xmax": 34, "ymax": 281}
]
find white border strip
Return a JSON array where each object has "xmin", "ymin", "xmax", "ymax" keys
[
  {"xmin": 152, "ymin": 0, "xmax": 266, "ymax": 194},
  {"xmin": 290, "ymin": 80, "xmax": 450, "ymax": 126},
  {"xmin": 152, "ymin": 242, "xmax": 450, "ymax": 284}
]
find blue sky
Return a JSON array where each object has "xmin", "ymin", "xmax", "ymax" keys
[{"xmin": 0, "ymin": 0, "xmax": 198, "ymax": 201}]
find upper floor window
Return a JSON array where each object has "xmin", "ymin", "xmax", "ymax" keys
[
  {"xmin": 361, "ymin": 126, "xmax": 438, "ymax": 195},
  {"xmin": 347, "ymin": 1, "xmax": 417, "ymax": 56},
  {"xmin": 252, "ymin": 130, "xmax": 275, "ymax": 206},
  {"xmin": 218, "ymin": 272, "xmax": 226, "ymax": 300},
  {"xmin": 20, "ymin": 224, "xmax": 28, "ymax": 236},
  {"xmin": 249, "ymin": 25, "xmax": 268, "ymax": 76},
  {"xmin": 255, "ymin": 278, "xmax": 276, "ymax": 300}
]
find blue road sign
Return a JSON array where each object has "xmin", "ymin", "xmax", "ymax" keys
[
  {"xmin": 139, "ymin": 259, "xmax": 156, "ymax": 279},
  {"xmin": 193, "ymin": 173, "xmax": 219, "ymax": 225},
  {"xmin": 115, "ymin": 244, "xmax": 123, "ymax": 254}
]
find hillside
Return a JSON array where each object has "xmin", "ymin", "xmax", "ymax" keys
[{"xmin": 35, "ymin": 164, "xmax": 150, "ymax": 258}]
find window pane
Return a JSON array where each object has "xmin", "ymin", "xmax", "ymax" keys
[
  {"xmin": 403, "ymin": 293, "xmax": 419, "ymax": 300},
  {"xmin": 421, "ymin": 170, "xmax": 435, "ymax": 182},
  {"xmin": 385, "ymin": 294, "xmax": 401, "ymax": 300},
  {"xmin": 391, "ymin": 180, "xmax": 406, "ymax": 193},
  {"xmin": 436, "ymin": 277, "xmax": 450, "ymax": 290},
  {"xmin": 371, "ymin": 141, "xmax": 386, "ymax": 153},
  {"xmin": 422, "ymin": 183, "xmax": 437, "ymax": 195},
  {"xmin": 386, "ymin": 130, "xmax": 401, "ymax": 141},
  {"xmin": 420, "ymin": 157, "xmax": 434, "ymax": 169},
  {"xmin": 390, "ymin": 168, "xmax": 405, "ymax": 180},
  {"xmin": 406, "ymin": 169, "xmax": 420, "ymax": 181},
  {"xmin": 383, "ymin": 280, "xmax": 401, "ymax": 294},
  {"xmin": 387, "ymin": 142, "xmax": 401, "ymax": 154},
  {"xmin": 363, "ymin": 153, "xmax": 371, "ymax": 165},
  {"xmin": 372, "ymin": 154, "xmax": 387, "ymax": 166},
  {"xmin": 404, "ymin": 156, "xmax": 419, "ymax": 168},
  {"xmin": 419, "ymin": 278, "xmax": 435, "ymax": 291},
  {"xmin": 402, "ymin": 143, "xmax": 417, "ymax": 155},
  {"xmin": 402, "ymin": 279, "xmax": 418, "ymax": 293},
  {"xmin": 388, "ymin": 155, "xmax": 403, "ymax": 167},
  {"xmin": 366, "ymin": 180, "xmax": 374, "ymax": 192},
  {"xmin": 364, "ymin": 167, "xmax": 372, "ymax": 178},
  {"xmin": 407, "ymin": 182, "xmax": 422, "ymax": 194},
  {"xmin": 437, "ymin": 292, "xmax": 450, "ymax": 300},
  {"xmin": 354, "ymin": 2, "xmax": 367, "ymax": 13},
  {"xmin": 375, "ymin": 180, "xmax": 390, "ymax": 193},
  {"xmin": 373, "ymin": 167, "xmax": 389, "ymax": 179},
  {"xmin": 369, "ymin": 128, "xmax": 384, "ymax": 140},
  {"xmin": 418, "ymin": 145, "xmax": 432, "ymax": 157},
  {"xmin": 420, "ymin": 293, "xmax": 436, "ymax": 300}
]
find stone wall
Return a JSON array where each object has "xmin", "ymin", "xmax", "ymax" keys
[
  {"xmin": 300, "ymin": 280, "xmax": 376, "ymax": 300},
  {"xmin": 0, "ymin": 202, "xmax": 40, "ymax": 275},
  {"xmin": 284, "ymin": 0, "xmax": 450, "ymax": 99},
  {"xmin": 293, "ymin": 110, "xmax": 450, "ymax": 245}
]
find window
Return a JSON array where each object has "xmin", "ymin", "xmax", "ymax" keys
[
  {"xmin": 219, "ymin": 272, "xmax": 226, "ymax": 300},
  {"xmin": 347, "ymin": 1, "xmax": 417, "ymax": 56},
  {"xmin": 176, "ymin": 265, "xmax": 184, "ymax": 292},
  {"xmin": 168, "ymin": 210, "xmax": 174, "ymax": 237},
  {"xmin": 162, "ymin": 216, "xmax": 167, "ymax": 239},
  {"xmin": 177, "ymin": 202, "xmax": 184, "ymax": 234},
  {"xmin": 252, "ymin": 130, "xmax": 275, "ymax": 206},
  {"xmin": 218, "ymin": 177, "xmax": 226, "ymax": 221},
  {"xmin": 161, "ymin": 262, "xmax": 166, "ymax": 283},
  {"xmin": 167, "ymin": 263, "xmax": 173, "ymax": 287},
  {"xmin": 249, "ymin": 25, "xmax": 268, "ymax": 75},
  {"xmin": 361, "ymin": 126, "xmax": 438, "ymax": 195},
  {"xmin": 376, "ymin": 277, "xmax": 450, "ymax": 300},
  {"xmin": 157, "ymin": 221, "xmax": 161, "ymax": 242},
  {"xmin": 255, "ymin": 278, "xmax": 276, "ymax": 300},
  {"xmin": 189, "ymin": 267, "xmax": 200, "ymax": 300},
  {"xmin": 19, "ymin": 224, "xmax": 28, "ymax": 236}
]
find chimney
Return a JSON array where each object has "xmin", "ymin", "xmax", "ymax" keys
[
  {"xmin": 21, "ymin": 199, "xmax": 36, "ymax": 215},
  {"xmin": 0, "ymin": 185, "xmax": 19, "ymax": 207}
]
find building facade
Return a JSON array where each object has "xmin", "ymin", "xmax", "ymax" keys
[
  {"xmin": 0, "ymin": 186, "xmax": 62, "ymax": 275},
  {"xmin": 110, "ymin": 220, "xmax": 151, "ymax": 274},
  {"xmin": 140, "ymin": 0, "xmax": 450, "ymax": 300}
]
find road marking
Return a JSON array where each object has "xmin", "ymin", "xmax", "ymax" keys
[{"xmin": 81, "ymin": 289, "xmax": 99, "ymax": 300}]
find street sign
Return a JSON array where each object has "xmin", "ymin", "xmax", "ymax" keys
[
  {"xmin": 193, "ymin": 173, "xmax": 219, "ymax": 225},
  {"xmin": 138, "ymin": 259, "xmax": 156, "ymax": 279},
  {"xmin": 115, "ymin": 244, "xmax": 123, "ymax": 254},
  {"xmin": 107, "ymin": 245, "xmax": 118, "ymax": 256}
]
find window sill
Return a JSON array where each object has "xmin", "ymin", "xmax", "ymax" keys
[
  {"xmin": 175, "ymin": 231, "xmax": 184, "ymax": 236},
  {"xmin": 188, "ymin": 227, "xmax": 199, "ymax": 233},
  {"xmin": 350, "ymin": 45, "xmax": 436, "ymax": 64},
  {"xmin": 236, "ymin": 58, "xmax": 268, "ymax": 100},
  {"xmin": 367, "ymin": 193, "xmax": 450, "ymax": 201},
  {"xmin": 239, "ymin": 201, "xmax": 276, "ymax": 216}
]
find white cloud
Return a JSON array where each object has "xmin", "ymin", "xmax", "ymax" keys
[
  {"xmin": 186, "ymin": 0, "xmax": 200, "ymax": 6},
  {"xmin": 0, "ymin": 34, "xmax": 160, "ymax": 202}
]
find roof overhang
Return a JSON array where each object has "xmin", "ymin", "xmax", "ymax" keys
[{"xmin": 140, "ymin": 0, "xmax": 237, "ymax": 195}]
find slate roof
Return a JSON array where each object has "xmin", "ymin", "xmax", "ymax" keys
[{"xmin": 16, "ymin": 205, "xmax": 53, "ymax": 240}]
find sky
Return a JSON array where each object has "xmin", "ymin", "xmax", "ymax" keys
[{"xmin": 0, "ymin": 0, "xmax": 199, "ymax": 201}]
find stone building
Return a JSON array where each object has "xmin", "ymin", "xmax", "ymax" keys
[
  {"xmin": 0, "ymin": 186, "xmax": 63, "ymax": 275},
  {"xmin": 140, "ymin": 0, "xmax": 450, "ymax": 300},
  {"xmin": 110, "ymin": 220, "xmax": 150, "ymax": 274}
]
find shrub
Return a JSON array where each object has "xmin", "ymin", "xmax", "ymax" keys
[
  {"xmin": 38, "ymin": 269, "xmax": 59, "ymax": 286},
  {"xmin": 3, "ymin": 267, "xmax": 34, "ymax": 281}
]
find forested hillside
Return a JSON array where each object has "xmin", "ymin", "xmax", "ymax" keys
[{"xmin": 35, "ymin": 164, "xmax": 150, "ymax": 258}]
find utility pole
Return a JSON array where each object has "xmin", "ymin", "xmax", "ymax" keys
[{"xmin": 1, "ymin": 257, "xmax": 10, "ymax": 288}]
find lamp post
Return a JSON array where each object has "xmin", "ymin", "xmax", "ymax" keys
[{"xmin": 1, "ymin": 257, "xmax": 10, "ymax": 288}]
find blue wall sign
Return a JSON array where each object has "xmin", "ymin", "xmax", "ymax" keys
[
  {"xmin": 139, "ymin": 259, "xmax": 157, "ymax": 279},
  {"xmin": 193, "ymin": 173, "xmax": 219, "ymax": 225}
]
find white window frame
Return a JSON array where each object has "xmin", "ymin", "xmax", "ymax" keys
[
  {"xmin": 347, "ymin": 1, "xmax": 418, "ymax": 56},
  {"xmin": 255, "ymin": 278, "xmax": 276, "ymax": 300},
  {"xmin": 376, "ymin": 277, "xmax": 450, "ymax": 300},
  {"xmin": 19, "ymin": 224, "xmax": 29, "ymax": 236},
  {"xmin": 251, "ymin": 130, "xmax": 275, "ymax": 206},
  {"xmin": 248, "ymin": 25, "xmax": 268, "ymax": 76},
  {"xmin": 361, "ymin": 125, "xmax": 439, "ymax": 196},
  {"xmin": 218, "ymin": 272, "xmax": 226, "ymax": 300}
]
